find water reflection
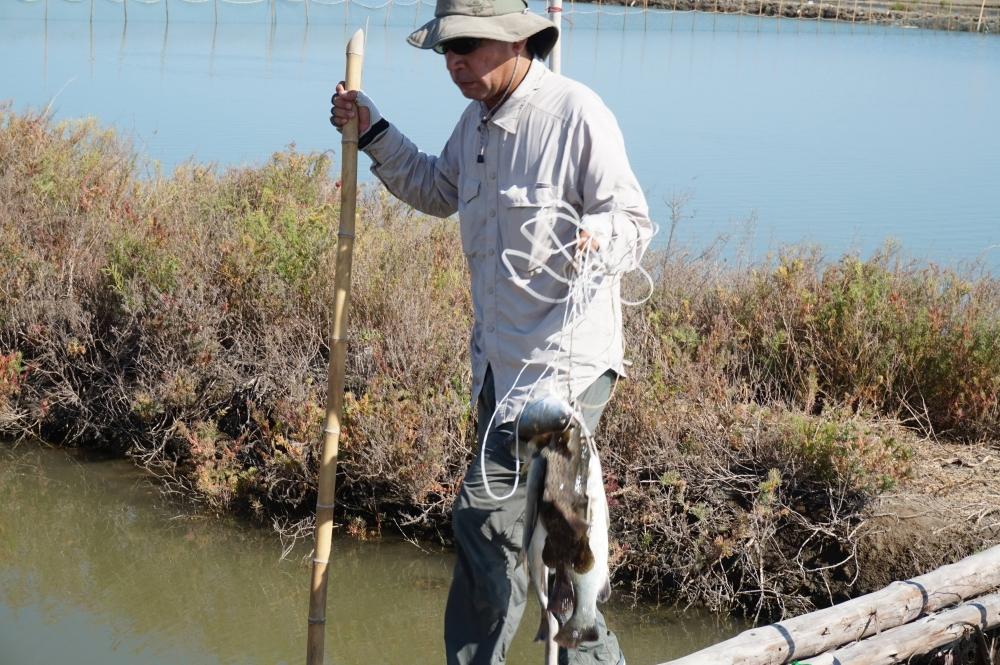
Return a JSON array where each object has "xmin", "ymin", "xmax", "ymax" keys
[{"xmin": 0, "ymin": 444, "xmax": 742, "ymax": 664}]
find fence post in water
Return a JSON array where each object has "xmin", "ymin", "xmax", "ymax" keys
[
  {"xmin": 548, "ymin": 0, "xmax": 562, "ymax": 74},
  {"xmin": 305, "ymin": 26, "xmax": 365, "ymax": 665}
]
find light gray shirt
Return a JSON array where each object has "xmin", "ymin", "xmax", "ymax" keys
[{"xmin": 363, "ymin": 59, "xmax": 653, "ymax": 425}]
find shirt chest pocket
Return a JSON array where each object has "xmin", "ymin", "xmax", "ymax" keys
[{"xmin": 499, "ymin": 183, "xmax": 568, "ymax": 276}]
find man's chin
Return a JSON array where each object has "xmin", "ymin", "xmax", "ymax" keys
[{"xmin": 456, "ymin": 81, "xmax": 484, "ymax": 100}]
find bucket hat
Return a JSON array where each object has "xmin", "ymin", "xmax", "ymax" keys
[{"xmin": 407, "ymin": 0, "xmax": 559, "ymax": 60}]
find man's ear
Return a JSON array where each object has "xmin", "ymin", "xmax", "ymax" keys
[{"xmin": 512, "ymin": 38, "xmax": 529, "ymax": 56}]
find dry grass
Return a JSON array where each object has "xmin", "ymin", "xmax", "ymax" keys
[{"xmin": 1, "ymin": 108, "xmax": 997, "ymax": 618}]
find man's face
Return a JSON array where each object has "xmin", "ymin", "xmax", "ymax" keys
[{"xmin": 444, "ymin": 38, "xmax": 524, "ymax": 107}]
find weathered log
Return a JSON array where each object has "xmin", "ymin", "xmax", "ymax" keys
[
  {"xmin": 804, "ymin": 591, "xmax": 1000, "ymax": 664},
  {"xmin": 658, "ymin": 544, "xmax": 1000, "ymax": 665}
]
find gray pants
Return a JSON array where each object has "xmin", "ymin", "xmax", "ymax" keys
[{"xmin": 444, "ymin": 367, "xmax": 625, "ymax": 665}]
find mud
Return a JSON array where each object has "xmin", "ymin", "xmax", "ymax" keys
[{"xmin": 857, "ymin": 438, "xmax": 1000, "ymax": 594}]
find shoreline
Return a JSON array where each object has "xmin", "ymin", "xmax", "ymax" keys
[
  {"xmin": 2, "ymin": 108, "xmax": 998, "ymax": 620},
  {"xmin": 569, "ymin": 0, "xmax": 1000, "ymax": 32}
]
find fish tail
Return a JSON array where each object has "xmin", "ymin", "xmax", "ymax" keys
[{"xmin": 554, "ymin": 613, "xmax": 600, "ymax": 649}]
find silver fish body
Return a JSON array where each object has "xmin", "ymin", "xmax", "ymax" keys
[
  {"xmin": 553, "ymin": 448, "xmax": 610, "ymax": 648},
  {"xmin": 523, "ymin": 423, "xmax": 611, "ymax": 653}
]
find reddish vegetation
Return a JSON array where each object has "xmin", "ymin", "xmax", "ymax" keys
[{"xmin": 1, "ymin": 108, "xmax": 997, "ymax": 618}]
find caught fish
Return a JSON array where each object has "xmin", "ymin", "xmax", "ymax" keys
[{"xmin": 520, "ymin": 398, "xmax": 611, "ymax": 658}]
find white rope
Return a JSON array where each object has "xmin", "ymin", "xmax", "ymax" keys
[{"xmin": 478, "ymin": 200, "xmax": 656, "ymax": 503}]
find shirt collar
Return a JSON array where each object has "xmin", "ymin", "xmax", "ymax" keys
[{"xmin": 484, "ymin": 58, "xmax": 548, "ymax": 134}]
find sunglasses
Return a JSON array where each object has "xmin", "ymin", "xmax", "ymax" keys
[{"xmin": 433, "ymin": 37, "xmax": 483, "ymax": 55}]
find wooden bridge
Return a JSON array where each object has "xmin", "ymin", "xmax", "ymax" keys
[{"xmin": 660, "ymin": 544, "xmax": 1000, "ymax": 665}]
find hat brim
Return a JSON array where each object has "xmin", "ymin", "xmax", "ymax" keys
[{"xmin": 408, "ymin": 13, "xmax": 559, "ymax": 60}]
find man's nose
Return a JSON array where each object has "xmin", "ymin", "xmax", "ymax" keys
[{"xmin": 445, "ymin": 51, "xmax": 463, "ymax": 73}]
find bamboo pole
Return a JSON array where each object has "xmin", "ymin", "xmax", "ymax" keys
[
  {"xmin": 976, "ymin": 0, "xmax": 987, "ymax": 30},
  {"xmin": 658, "ymin": 543, "xmax": 1000, "ymax": 665},
  {"xmin": 305, "ymin": 27, "xmax": 364, "ymax": 665}
]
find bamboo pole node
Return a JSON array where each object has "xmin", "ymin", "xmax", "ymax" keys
[
  {"xmin": 337, "ymin": 231, "xmax": 356, "ymax": 238},
  {"xmin": 315, "ymin": 503, "xmax": 337, "ymax": 509},
  {"xmin": 308, "ymin": 616, "xmax": 326, "ymax": 625}
]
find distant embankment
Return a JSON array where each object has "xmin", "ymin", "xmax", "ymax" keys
[{"xmin": 574, "ymin": 0, "xmax": 1000, "ymax": 32}]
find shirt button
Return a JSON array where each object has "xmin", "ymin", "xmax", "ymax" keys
[
  {"xmin": 489, "ymin": 172, "xmax": 497, "ymax": 180},
  {"xmin": 488, "ymin": 249, "xmax": 495, "ymax": 256},
  {"xmin": 489, "ymin": 210, "xmax": 496, "ymax": 218},
  {"xmin": 488, "ymin": 286, "xmax": 495, "ymax": 294},
  {"xmin": 487, "ymin": 325, "xmax": 495, "ymax": 332}
]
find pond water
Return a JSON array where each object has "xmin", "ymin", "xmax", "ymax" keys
[
  {"xmin": 1, "ymin": 1, "xmax": 998, "ymax": 269},
  {"xmin": 0, "ymin": 443, "xmax": 742, "ymax": 664}
]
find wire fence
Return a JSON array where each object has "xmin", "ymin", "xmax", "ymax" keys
[{"xmin": 18, "ymin": 0, "xmax": 1000, "ymax": 32}]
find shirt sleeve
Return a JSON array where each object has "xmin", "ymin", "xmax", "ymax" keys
[
  {"xmin": 361, "ymin": 117, "xmax": 463, "ymax": 219},
  {"xmin": 572, "ymin": 96, "xmax": 653, "ymax": 274}
]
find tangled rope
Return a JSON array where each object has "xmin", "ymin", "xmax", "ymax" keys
[{"xmin": 479, "ymin": 199, "xmax": 656, "ymax": 502}]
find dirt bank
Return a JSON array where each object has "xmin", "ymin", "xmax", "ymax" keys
[
  {"xmin": 857, "ymin": 438, "xmax": 1000, "ymax": 592},
  {"xmin": 573, "ymin": 0, "xmax": 1000, "ymax": 32}
]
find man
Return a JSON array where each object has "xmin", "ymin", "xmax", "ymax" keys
[{"xmin": 331, "ymin": 1, "xmax": 652, "ymax": 663}]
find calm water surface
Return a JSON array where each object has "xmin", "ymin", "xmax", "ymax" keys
[
  {"xmin": 0, "ymin": 443, "xmax": 742, "ymax": 664},
  {"xmin": 1, "ymin": 1, "xmax": 998, "ymax": 269}
]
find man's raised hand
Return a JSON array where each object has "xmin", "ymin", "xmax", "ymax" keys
[{"xmin": 330, "ymin": 82, "xmax": 379, "ymax": 136}]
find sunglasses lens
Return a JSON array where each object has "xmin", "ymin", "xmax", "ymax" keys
[{"xmin": 434, "ymin": 38, "xmax": 481, "ymax": 55}]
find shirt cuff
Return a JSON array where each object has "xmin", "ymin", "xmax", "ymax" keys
[
  {"xmin": 361, "ymin": 121, "xmax": 403, "ymax": 167},
  {"xmin": 358, "ymin": 118, "xmax": 390, "ymax": 151}
]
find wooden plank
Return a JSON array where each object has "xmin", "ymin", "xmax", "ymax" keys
[
  {"xmin": 658, "ymin": 544, "xmax": 1000, "ymax": 665},
  {"xmin": 804, "ymin": 592, "xmax": 1000, "ymax": 664}
]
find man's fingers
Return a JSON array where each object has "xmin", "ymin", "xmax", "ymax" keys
[{"xmin": 577, "ymin": 231, "xmax": 600, "ymax": 253}]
